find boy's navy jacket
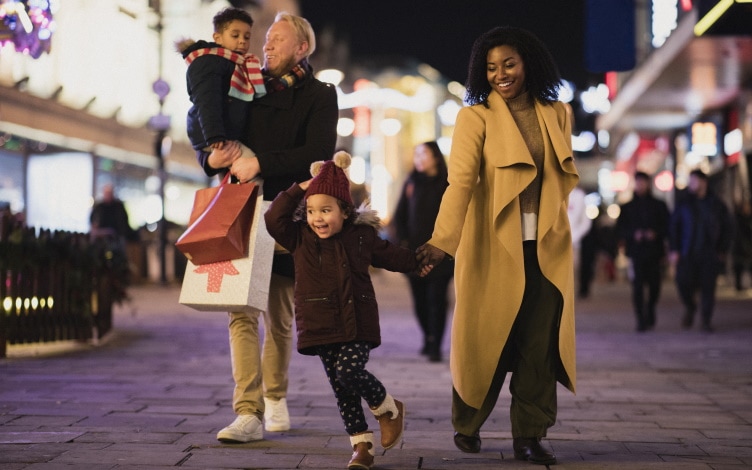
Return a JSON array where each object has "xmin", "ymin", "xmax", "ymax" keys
[{"xmin": 179, "ymin": 39, "xmax": 249, "ymax": 150}]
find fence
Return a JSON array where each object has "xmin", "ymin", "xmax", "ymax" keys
[{"xmin": 0, "ymin": 222, "xmax": 130, "ymax": 358}]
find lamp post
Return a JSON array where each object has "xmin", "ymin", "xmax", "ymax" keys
[
  {"xmin": 148, "ymin": 0, "xmax": 171, "ymax": 285},
  {"xmin": 149, "ymin": 80, "xmax": 170, "ymax": 285}
]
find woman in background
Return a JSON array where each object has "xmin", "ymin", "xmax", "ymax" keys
[{"xmin": 392, "ymin": 141, "xmax": 453, "ymax": 362}]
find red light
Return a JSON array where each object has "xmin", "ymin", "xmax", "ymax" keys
[
  {"xmin": 605, "ymin": 71, "xmax": 618, "ymax": 100},
  {"xmin": 353, "ymin": 79, "xmax": 371, "ymax": 137},
  {"xmin": 680, "ymin": 0, "xmax": 692, "ymax": 12}
]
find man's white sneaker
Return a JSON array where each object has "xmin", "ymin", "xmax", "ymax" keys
[
  {"xmin": 216, "ymin": 414, "xmax": 263, "ymax": 443},
  {"xmin": 264, "ymin": 397, "xmax": 290, "ymax": 432}
]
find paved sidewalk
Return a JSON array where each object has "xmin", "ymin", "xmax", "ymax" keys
[{"xmin": 1, "ymin": 270, "xmax": 751, "ymax": 469}]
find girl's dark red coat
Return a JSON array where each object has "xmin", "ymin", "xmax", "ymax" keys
[{"xmin": 264, "ymin": 184, "xmax": 418, "ymax": 355}]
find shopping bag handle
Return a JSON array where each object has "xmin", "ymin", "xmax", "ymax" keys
[
  {"xmin": 220, "ymin": 171, "xmax": 263, "ymax": 190},
  {"xmin": 220, "ymin": 172, "xmax": 244, "ymax": 185}
]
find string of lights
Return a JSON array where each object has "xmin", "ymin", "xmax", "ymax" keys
[{"xmin": 0, "ymin": 0, "xmax": 56, "ymax": 59}]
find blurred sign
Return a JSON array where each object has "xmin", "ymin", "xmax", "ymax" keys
[{"xmin": 690, "ymin": 121, "xmax": 718, "ymax": 156}]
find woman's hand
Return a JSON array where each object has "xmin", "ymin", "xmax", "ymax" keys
[{"xmin": 416, "ymin": 243, "xmax": 447, "ymax": 271}]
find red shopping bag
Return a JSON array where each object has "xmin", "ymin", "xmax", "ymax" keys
[{"xmin": 175, "ymin": 173, "xmax": 259, "ymax": 265}]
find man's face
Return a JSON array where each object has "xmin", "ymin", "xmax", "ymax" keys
[
  {"xmin": 263, "ymin": 20, "xmax": 307, "ymax": 77},
  {"xmin": 633, "ymin": 177, "xmax": 649, "ymax": 196},
  {"xmin": 688, "ymin": 174, "xmax": 708, "ymax": 198}
]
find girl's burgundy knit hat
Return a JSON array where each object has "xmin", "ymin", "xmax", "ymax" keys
[{"xmin": 305, "ymin": 151, "xmax": 353, "ymax": 205}]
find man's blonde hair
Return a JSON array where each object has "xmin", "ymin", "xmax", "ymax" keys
[{"xmin": 274, "ymin": 12, "xmax": 316, "ymax": 57}]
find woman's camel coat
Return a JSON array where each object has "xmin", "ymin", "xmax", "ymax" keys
[{"xmin": 428, "ymin": 92, "xmax": 579, "ymax": 409}]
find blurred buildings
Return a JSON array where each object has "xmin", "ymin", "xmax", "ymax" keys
[
  {"xmin": 0, "ymin": 0, "xmax": 463, "ymax": 282},
  {"xmin": 1, "ymin": 0, "xmax": 750, "ymax": 282},
  {"xmin": 590, "ymin": 0, "xmax": 752, "ymax": 216}
]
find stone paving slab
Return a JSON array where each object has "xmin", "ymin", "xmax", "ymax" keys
[
  {"xmin": 0, "ymin": 431, "xmax": 85, "ymax": 444},
  {"xmin": 1, "ymin": 271, "xmax": 752, "ymax": 469}
]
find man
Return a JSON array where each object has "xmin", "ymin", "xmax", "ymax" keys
[
  {"xmin": 616, "ymin": 171, "xmax": 669, "ymax": 331},
  {"xmin": 669, "ymin": 169, "xmax": 732, "ymax": 332},
  {"xmin": 197, "ymin": 12, "xmax": 338, "ymax": 442},
  {"xmin": 90, "ymin": 183, "xmax": 135, "ymax": 244}
]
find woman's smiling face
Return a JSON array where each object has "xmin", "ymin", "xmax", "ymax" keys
[{"xmin": 486, "ymin": 44, "xmax": 526, "ymax": 101}]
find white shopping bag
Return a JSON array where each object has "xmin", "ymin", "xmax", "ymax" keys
[{"xmin": 179, "ymin": 199, "xmax": 274, "ymax": 313}]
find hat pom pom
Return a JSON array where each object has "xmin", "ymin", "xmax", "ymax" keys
[
  {"xmin": 310, "ymin": 151, "xmax": 352, "ymax": 177},
  {"xmin": 310, "ymin": 160, "xmax": 325, "ymax": 177},
  {"xmin": 332, "ymin": 151, "xmax": 352, "ymax": 170},
  {"xmin": 174, "ymin": 37, "xmax": 195, "ymax": 53}
]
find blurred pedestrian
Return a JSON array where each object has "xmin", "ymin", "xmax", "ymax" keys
[
  {"xmin": 577, "ymin": 212, "xmax": 599, "ymax": 298},
  {"xmin": 265, "ymin": 152, "xmax": 430, "ymax": 470},
  {"xmin": 392, "ymin": 141, "xmax": 454, "ymax": 362},
  {"xmin": 669, "ymin": 169, "xmax": 733, "ymax": 332},
  {"xmin": 417, "ymin": 26, "xmax": 579, "ymax": 465},
  {"xmin": 177, "ymin": 7, "xmax": 264, "ymax": 160},
  {"xmin": 616, "ymin": 171, "xmax": 670, "ymax": 331},
  {"xmin": 199, "ymin": 12, "xmax": 338, "ymax": 443},
  {"xmin": 732, "ymin": 200, "xmax": 752, "ymax": 291},
  {"xmin": 568, "ymin": 185, "xmax": 591, "ymax": 291},
  {"xmin": 90, "ymin": 183, "xmax": 136, "ymax": 245}
]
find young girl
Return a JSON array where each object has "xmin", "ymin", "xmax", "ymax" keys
[{"xmin": 264, "ymin": 151, "xmax": 429, "ymax": 469}]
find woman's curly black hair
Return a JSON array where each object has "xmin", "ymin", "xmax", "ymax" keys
[{"xmin": 464, "ymin": 26, "xmax": 561, "ymax": 107}]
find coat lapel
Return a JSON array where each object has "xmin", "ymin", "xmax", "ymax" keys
[
  {"xmin": 257, "ymin": 86, "xmax": 295, "ymax": 110},
  {"xmin": 484, "ymin": 93, "xmax": 537, "ymax": 236},
  {"xmin": 536, "ymin": 101, "xmax": 579, "ymax": 241}
]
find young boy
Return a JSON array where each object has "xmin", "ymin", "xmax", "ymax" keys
[
  {"xmin": 264, "ymin": 151, "xmax": 432, "ymax": 469},
  {"xmin": 177, "ymin": 7, "xmax": 265, "ymax": 162}
]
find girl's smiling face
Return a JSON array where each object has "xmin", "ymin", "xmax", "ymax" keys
[
  {"xmin": 306, "ymin": 194, "xmax": 348, "ymax": 239},
  {"xmin": 486, "ymin": 44, "xmax": 526, "ymax": 101}
]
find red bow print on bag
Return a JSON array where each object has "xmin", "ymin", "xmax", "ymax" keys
[{"xmin": 193, "ymin": 260, "xmax": 239, "ymax": 292}]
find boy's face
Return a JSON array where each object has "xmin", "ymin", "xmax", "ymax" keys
[
  {"xmin": 213, "ymin": 20, "xmax": 252, "ymax": 54},
  {"xmin": 306, "ymin": 194, "xmax": 347, "ymax": 239}
]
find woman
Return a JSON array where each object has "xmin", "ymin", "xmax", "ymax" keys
[
  {"xmin": 417, "ymin": 26, "xmax": 579, "ymax": 465},
  {"xmin": 392, "ymin": 141, "xmax": 454, "ymax": 362}
]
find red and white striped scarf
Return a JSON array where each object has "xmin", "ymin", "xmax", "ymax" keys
[{"xmin": 185, "ymin": 47, "xmax": 267, "ymax": 102}]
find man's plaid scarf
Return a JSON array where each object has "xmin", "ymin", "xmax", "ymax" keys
[
  {"xmin": 185, "ymin": 47, "xmax": 267, "ymax": 102},
  {"xmin": 262, "ymin": 59, "xmax": 312, "ymax": 93}
]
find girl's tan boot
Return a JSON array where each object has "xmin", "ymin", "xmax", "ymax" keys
[
  {"xmin": 347, "ymin": 431, "xmax": 375, "ymax": 469},
  {"xmin": 370, "ymin": 394, "xmax": 405, "ymax": 449}
]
